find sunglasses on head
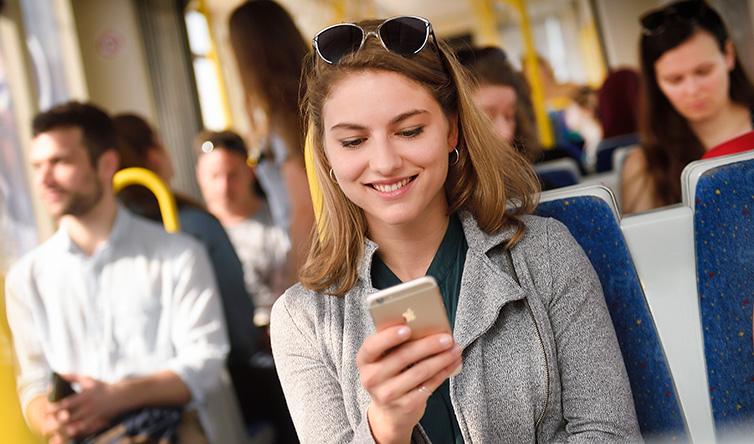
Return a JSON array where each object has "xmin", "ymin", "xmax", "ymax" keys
[
  {"xmin": 313, "ymin": 16, "xmax": 439, "ymax": 64},
  {"xmin": 640, "ymin": 0, "xmax": 705, "ymax": 36}
]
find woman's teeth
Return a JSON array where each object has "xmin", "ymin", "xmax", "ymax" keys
[{"xmin": 373, "ymin": 177, "xmax": 412, "ymax": 193}]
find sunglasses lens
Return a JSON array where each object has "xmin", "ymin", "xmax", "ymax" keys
[
  {"xmin": 379, "ymin": 17, "xmax": 429, "ymax": 56},
  {"xmin": 316, "ymin": 24, "xmax": 363, "ymax": 64}
]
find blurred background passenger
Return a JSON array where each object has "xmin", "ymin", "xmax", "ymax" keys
[
  {"xmin": 195, "ymin": 129, "xmax": 290, "ymax": 326},
  {"xmin": 622, "ymin": 0, "xmax": 754, "ymax": 214},
  {"xmin": 564, "ymin": 85, "xmax": 602, "ymax": 169},
  {"xmin": 456, "ymin": 45, "xmax": 541, "ymax": 162},
  {"xmin": 597, "ymin": 68, "xmax": 641, "ymax": 140},
  {"xmin": 113, "ymin": 114, "xmax": 298, "ymax": 442},
  {"xmin": 7, "ymin": 102, "xmax": 246, "ymax": 443},
  {"xmin": 228, "ymin": 0, "xmax": 314, "ymax": 276}
]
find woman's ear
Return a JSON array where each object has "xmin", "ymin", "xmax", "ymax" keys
[
  {"xmin": 724, "ymin": 39, "xmax": 736, "ymax": 71},
  {"xmin": 447, "ymin": 113, "xmax": 459, "ymax": 152}
]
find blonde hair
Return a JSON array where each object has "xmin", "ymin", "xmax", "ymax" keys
[{"xmin": 300, "ymin": 19, "xmax": 540, "ymax": 295}]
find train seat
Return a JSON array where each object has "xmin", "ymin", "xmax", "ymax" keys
[
  {"xmin": 537, "ymin": 185, "xmax": 688, "ymax": 442},
  {"xmin": 535, "ymin": 157, "xmax": 582, "ymax": 190},
  {"xmin": 682, "ymin": 150, "xmax": 754, "ymax": 442},
  {"xmin": 622, "ymin": 205, "xmax": 713, "ymax": 443}
]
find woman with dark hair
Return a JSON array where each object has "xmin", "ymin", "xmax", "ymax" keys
[
  {"xmin": 622, "ymin": 0, "xmax": 754, "ymax": 214},
  {"xmin": 456, "ymin": 46, "xmax": 541, "ymax": 162},
  {"xmin": 228, "ymin": 0, "xmax": 314, "ymax": 275}
]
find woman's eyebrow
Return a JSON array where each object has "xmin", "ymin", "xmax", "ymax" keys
[
  {"xmin": 330, "ymin": 109, "xmax": 429, "ymax": 131},
  {"xmin": 390, "ymin": 109, "xmax": 428, "ymax": 125},
  {"xmin": 330, "ymin": 122, "xmax": 367, "ymax": 131}
]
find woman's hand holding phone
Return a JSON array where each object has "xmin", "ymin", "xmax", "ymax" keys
[{"xmin": 356, "ymin": 324, "xmax": 462, "ymax": 444}]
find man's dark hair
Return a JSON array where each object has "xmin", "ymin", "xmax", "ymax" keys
[{"xmin": 32, "ymin": 101, "xmax": 117, "ymax": 165}]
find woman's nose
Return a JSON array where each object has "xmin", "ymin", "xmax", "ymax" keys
[{"xmin": 369, "ymin": 138, "xmax": 403, "ymax": 175}]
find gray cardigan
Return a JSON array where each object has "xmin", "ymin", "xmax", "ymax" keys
[{"xmin": 270, "ymin": 214, "xmax": 642, "ymax": 443}]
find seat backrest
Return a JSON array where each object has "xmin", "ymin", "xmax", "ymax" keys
[
  {"xmin": 595, "ymin": 134, "xmax": 639, "ymax": 173},
  {"xmin": 621, "ymin": 206, "xmax": 714, "ymax": 443},
  {"xmin": 537, "ymin": 185, "xmax": 688, "ymax": 441},
  {"xmin": 534, "ymin": 157, "xmax": 581, "ymax": 190},
  {"xmin": 682, "ymin": 151, "xmax": 754, "ymax": 440}
]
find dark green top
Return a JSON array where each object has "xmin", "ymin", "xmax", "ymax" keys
[{"xmin": 370, "ymin": 214, "xmax": 467, "ymax": 444}]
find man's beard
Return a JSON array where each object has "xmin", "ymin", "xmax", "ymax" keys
[{"xmin": 60, "ymin": 178, "xmax": 104, "ymax": 217}]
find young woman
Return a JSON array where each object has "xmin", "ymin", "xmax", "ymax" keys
[
  {"xmin": 455, "ymin": 46, "xmax": 541, "ymax": 162},
  {"xmin": 228, "ymin": 0, "xmax": 315, "ymax": 273},
  {"xmin": 622, "ymin": 0, "xmax": 754, "ymax": 214},
  {"xmin": 270, "ymin": 16, "xmax": 640, "ymax": 443}
]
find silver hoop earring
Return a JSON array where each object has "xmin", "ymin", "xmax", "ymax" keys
[
  {"xmin": 329, "ymin": 168, "xmax": 337, "ymax": 182},
  {"xmin": 449, "ymin": 147, "xmax": 460, "ymax": 165}
]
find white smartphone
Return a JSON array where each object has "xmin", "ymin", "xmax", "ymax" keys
[{"xmin": 367, "ymin": 276, "xmax": 452, "ymax": 339}]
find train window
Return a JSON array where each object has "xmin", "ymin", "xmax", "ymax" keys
[
  {"xmin": 184, "ymin": 3, "xmax": 231, "ymax": 131},
  {"xmin": 0, "ymin": 45, "xmax": 38, "ymax": 271},
  {"xmin": 19, "ymin": 0, "xmax": 72, "ymax": 109}
]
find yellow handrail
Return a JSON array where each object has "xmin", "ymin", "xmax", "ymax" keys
[
  {"xmin": 112, "ymin": 168, "xmax": 181, "ymax": 233},
  {"xmin": 304, "ymin": 129, "xmax": 325, "ymax": 233},
  {"xmin": 1, "ymin": 275, "xmax": 42, "ymax": 443},
  {"xmin": 507, "ymin": 0, "xmax": 555, "ymax": 148}
]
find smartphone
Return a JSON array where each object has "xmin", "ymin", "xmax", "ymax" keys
[
  {"xmin": 367, "ymin": 276, "xmax": 452, "ymax": 339},
  {"xmin": 48, "ymin": 372, "xmax": 75, "ymax": 402}
]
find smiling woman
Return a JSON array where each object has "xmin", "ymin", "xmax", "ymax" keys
[
  {"xmin": 621, "ymin": 0, "xmax": 754, "ymax": 214},
  {"xmin": 269, "ymin": 15, "xmax": 641, "ymax": 444}
]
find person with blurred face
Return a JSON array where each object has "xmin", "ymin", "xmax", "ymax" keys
[
  {"xmin": 622, "ymin": 0, "xmax": 754, "ymax": 214},
  {"xmin": 6, "ymin": 102, "xmax": 246, "ymax": 443},
  {"xmin": 195, "ymin": 130, "xmax": 290, "ymax": 326},
  {"xmin": 456, "ymin": 46, "xmax": 541, "ymax": 162}
]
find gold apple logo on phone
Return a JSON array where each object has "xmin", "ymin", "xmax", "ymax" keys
[{"xmin": 402, "ymin": 308, "xmax": 416, "ymax": 323}]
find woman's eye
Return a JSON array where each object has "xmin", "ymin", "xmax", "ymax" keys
[
  {"xmin": 664, "ymin": 76, "xmax": 683, "ymax": 86},
  {"xmin": 696, "ymin": 65, "xmax": 713, "ymax": 77},
  {"xmin": 340, "ymin": 137, "xmax": 365, "ymax": 148},
  {"xmin": 398, "ymin": 126, "xmax": 424, "ymax": 138}
]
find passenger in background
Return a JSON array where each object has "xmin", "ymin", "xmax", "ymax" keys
[
  {"xmin": 564, "ymin": 86, "xmax": 602, "ymax": 170},
  {"xmin": 194, "ymin": 129, "xmax": 290, "ymax": 326},
  {"xmin": 271, "ymin": 16, "xmax": 640, "ymax": 442},
  {"xmin": 6, "ymin": 102, "xmax": 246, "ymax": 443},
  {"xmin": 622, "ymin": 0, "xmax": 754, "ymax": 214},
  {"xmin": 455, "ymin": 46, "xmax": 541, "ymax": 162},
  {"xmin": 113, "ymin": 114, "xmax": 298, "ymax": 443},
  {"xmin": 592, "ymin": 68, "xmax": 641, "ymax": 173},
  {"xmin": 228, "ymin": 0, "xmax": 314, "ymax": 277},
  {"xmin": 597, "ymin": 68, "xmax": 641, "ymax": 140}
]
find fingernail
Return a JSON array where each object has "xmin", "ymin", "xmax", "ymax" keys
[
  {"xmin": 397, "ymin": 326, "xmax": 410, "ymax": 338},
  {"xmin": 438, "ymin": 334, "xmax": 453, "ymax": 346}
]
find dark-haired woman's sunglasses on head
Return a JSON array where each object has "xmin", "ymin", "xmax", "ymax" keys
[
  {"xmin": 640, "ymin": 0, "xmax": 705, "ymax": 36},
  {"xmin": 313, "ymin": 16, "xmax": 438, "ymax": 64}
]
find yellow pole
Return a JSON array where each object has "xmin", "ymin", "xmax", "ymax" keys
[
  {"xmin": 113, "ymin": 168, "xmax": 181, "ymax": 233},
  {"xmin": 469, "ymin": 0, "xmax": 500, "ymax": 46},
  {"xmin": 331, "ymin": 0, "xmax": 346, "ymax": 22},
  {"xmin": 506, "ymin": 0, "xmax": 554, "ymax": 148},
  {"xmin": 193, "ymin": 0, "xmax": 233, "ymax": 129},
  {"xmin": 304, "ymin": 128, "xmax": 325, "ymax": 233},
  {"xmin": 1, "ymin": 275, "xmax": 42, "ymax": 443}
]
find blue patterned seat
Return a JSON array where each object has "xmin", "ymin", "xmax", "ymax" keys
[
  {"xmin": 537, "ymin": 186, "xmax": 688, "ymax": 441},
  {"xmin": 684, "ymin": 153, "xmax": 754, "ymax": 440},
  {"xmin": 535, "ymin": 158, "xmax": 581, "ymax": 191}
]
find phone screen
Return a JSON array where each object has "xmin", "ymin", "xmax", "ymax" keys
[{"xmin": 49, "ymin": 372, "xmax": 75, "ymax": 402}]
